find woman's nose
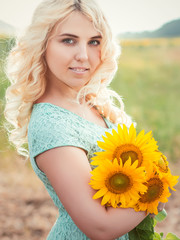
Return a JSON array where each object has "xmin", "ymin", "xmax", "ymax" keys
[{"xmin": 75, "ymin": 43, "xmax": 88, "ymax": 62}]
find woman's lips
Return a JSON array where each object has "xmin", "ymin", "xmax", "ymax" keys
[{"xmin": 69, "ymin": 67, "xmax": 89, "ymax": 73}]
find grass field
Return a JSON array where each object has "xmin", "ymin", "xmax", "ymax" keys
[
  {"xmin": 111, "ymin": 38, "xmax": 180, "ymax": 162},
  {"xmin": 0, "ymin": 37, "xmax": 180, "ymax": 163}
]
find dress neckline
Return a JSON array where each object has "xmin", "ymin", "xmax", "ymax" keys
[{"xmin": 33, "ymin": 102, "xmax": 110, "ymax": 129}]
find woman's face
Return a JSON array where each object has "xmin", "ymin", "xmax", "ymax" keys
[{"xmin": 45, "ymin": 11, "xmax": 102, "ymax": 91}]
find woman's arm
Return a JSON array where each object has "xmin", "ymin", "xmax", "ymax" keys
[{"xmin": 36, "ymin": 146, "xmax": 147, "ymax": 240}]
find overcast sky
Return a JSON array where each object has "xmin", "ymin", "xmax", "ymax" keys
[{"xmin": 0, "ymin": 0, "xmax": 180, "ymax": 35}]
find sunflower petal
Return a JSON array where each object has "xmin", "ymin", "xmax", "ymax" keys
[
  {"xmin": 93, "ymin": 188, "xmax": 108, "ymax": 199},
  {"xmin": 101, "ymin": 192, "xmax": 111, "ymax": 205}
]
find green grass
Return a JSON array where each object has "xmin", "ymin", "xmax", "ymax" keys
[
  {"xmin": 111, "ymin": 38, "xmax": 180, "ymax": 161},
  {"xmin": 0, "ymin": 37, "xmax": 180, "ymax": 162},
  {"xmin": 0, "ymin": 37, "xmax": 15, "ymax": 159}
]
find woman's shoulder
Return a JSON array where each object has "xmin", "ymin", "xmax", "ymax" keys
[
  {"xmin": 30, "ymin": 102, "xmax": 72, "ymax": 118},
  {"xmin": 29, "ymin": 102, "xmax": 78, "ymax": 128},
  {"xmin": 29, "ymin": 102, "xmax": 116, "ymax": 131},
  {"xmin": 28, "ymin": 102, "xmax": 83, "ymax": 137},
  {"xmin": 27, "ymin": 102, "xmax": 117, "ymax": 158},
  {"xmin": 28, "ymin": 103, "xmax": 87, "ymax": 157}
]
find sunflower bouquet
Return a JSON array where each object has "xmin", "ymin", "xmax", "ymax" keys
[{"xmin": 89, "ymin": 124, "xmax": 179, "ymax": 239}]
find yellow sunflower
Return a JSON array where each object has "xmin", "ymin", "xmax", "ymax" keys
[
  {"xmin": 163, "ymin": 170, "xmax": 179, "ymax": 191},
  {"xmin": 155, "ymin": 153, "xmax": 169, "ymax": 174},
  {"xmin": 134, "ymin": 171, "xmax": 171, "ymax": 215},
  {"xmin": 155, "ymin": 153, "xmax": 179, "ymax": 191},
  {"xmin": 89, "ymin": 157, "xmax": 147, "ymax": 208},
  {"xmin": 91, "ymin": 124, "xmax": 161, "ymax": 172}
]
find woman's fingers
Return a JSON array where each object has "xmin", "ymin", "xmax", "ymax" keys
[{"xmin": 157, "ymin": 202, "xmax": 166, "ymax": 212}]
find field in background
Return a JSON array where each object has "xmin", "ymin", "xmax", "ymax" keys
[
  {"xmin": 111, "ymin": 38, "xmax": 180, "ymax": 162},
  {"xmin": 0, "ymin": 37, "xmax": 15, "ymax": 161},
  {"xmin": 0, "ymin": 37, "xmax": 180, "ymax": 239}
]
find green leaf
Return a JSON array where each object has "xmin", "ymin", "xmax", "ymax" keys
[
  {"xmin": 165, "ymin": 233, "xmax": 180, "ymax": 240},
  {"xmin": 153, "ymin": 232, "xmax": 162, "ymax": 240},
  {"xmin": 136, "ymin": 215, "xmax": 154, "ymax": 231},
  {"xmin": 153, "ymin": 218, "xmax": 157, "ymax": 227},
  {"xmin": 160, "ymin": 232, "xmax": 164, "ymax": 238},
  {"xmin": 129, "ymin": 216, "xmax": 155, "ymax": 240},
  {"xmin": 129, "ymin": 228, "xmax": 154, "ymax": 240},
  {"xmin": 155, "ymin": 209, "xmax": 167, "ymax": 223}
]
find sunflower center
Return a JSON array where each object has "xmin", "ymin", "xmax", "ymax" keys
[
  {"xmin": 106, "ymin": 172, "xmax": 131, "ymax": 194},
  {"xmin": 139, "ymin": 178, "xmax": 164, "ymax": 203},
  {"xmin": 157, "ymin": 155, "xmax": 168, "ymax": 173},
  {"xmin": 113, "ymin": 144, "xmax": 143, "ymax": 166},
  {"xmin": 121, "ymin": 151, "xmax": 138, "ymax": 163}
]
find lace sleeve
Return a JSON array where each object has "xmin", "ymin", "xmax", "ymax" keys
[{"xmin": 28, "ymin": 104, "xmax": 89, "ymax": 158}]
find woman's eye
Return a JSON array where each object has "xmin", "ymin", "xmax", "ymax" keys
[
  {"xmin": 62, "ymin": 38, "xmax": 75, "ymax": 45},
  {"xmin": 89, "ymin": 40, "xmax": 100, "ymax": 46}
]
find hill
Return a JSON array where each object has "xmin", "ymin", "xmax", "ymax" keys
[
  {"xmin": 118, "ymin": 18, "xmax": 180, "ymax": 39},
  {"xmin": 0, "ymin": 20, "xmax": 15, "ymax": 36}
]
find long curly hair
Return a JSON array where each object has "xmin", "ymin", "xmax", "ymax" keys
[{"xmin": 4, "ymin": 0, "xmax": 132, "ymax": 158}]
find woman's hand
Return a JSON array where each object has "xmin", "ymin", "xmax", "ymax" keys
[{"xmin": 157, "ymin": 202, "xmax": 166, "ymax": 212}]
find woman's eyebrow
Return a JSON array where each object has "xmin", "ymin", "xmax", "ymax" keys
[
  {"xmin": 58, "ymin": 33, "xmax": 102, "ymax": 39},
  {"xmin": 91, "ymin": 35, "xmax": 102, "ymax": 39},
  {"xmin": 59, "ymin": 33, "xmax": 78, "ymax": 38}
]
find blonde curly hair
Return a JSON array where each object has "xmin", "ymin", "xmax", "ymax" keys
[{"xmin": 4, "ymin": 0, "xmax": 132, "ymax": 158}]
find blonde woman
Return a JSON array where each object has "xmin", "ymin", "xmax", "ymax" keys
[{"xmin": 5, "ymin": 0, "xmax": 149, "ymax": 239}]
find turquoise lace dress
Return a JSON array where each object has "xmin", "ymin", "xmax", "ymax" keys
[{"xmin": 28, "ymin": 103, "xmax": 129, "ymax": 240}]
